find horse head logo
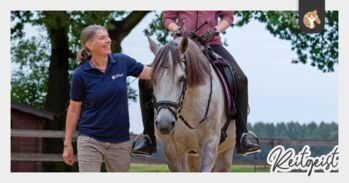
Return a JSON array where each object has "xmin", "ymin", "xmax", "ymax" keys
[{"xmin": 303, "ymin": 10, "xmax": 321, "ymax": 29}]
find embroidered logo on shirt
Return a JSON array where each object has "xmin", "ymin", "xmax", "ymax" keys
[{"xmin": 111, "ymin": 73, "xmax": 124, "ymax": 80}]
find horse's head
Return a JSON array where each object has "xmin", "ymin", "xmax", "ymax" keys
[
  {"xmin": 147, "ymin": 37, "xmax": 188, "ymax": 134},
  {"xmin": 147, "ymin": 36, "xmax": 211, "ymax": 135}
]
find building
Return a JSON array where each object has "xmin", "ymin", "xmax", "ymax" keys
[{"xmin": 11, "ymin": 102, "xmax": 56, "ymax": 172}]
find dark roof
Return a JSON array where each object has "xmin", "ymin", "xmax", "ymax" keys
[{"xmin": 11, "ymin": 102, "xmax": 56, "ymax": 120}]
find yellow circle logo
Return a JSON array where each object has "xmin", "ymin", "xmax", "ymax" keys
[{"xmin": 303, "ymin": 10, "xmax": 321, "ymax": 29}]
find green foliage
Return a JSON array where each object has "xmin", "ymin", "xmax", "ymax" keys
[
  {"xmin": 144, "ymin": 12, "xmax": 169, "ymax": 45},
  {"xmin": 11, "ymin": 35, "xmax": 50, "ymax": 109},
  {"xmin": 127, "ymin": 79, "xmax": 138, "ymax": 103},
  {"xmin": 145, "ymin": 11, "xmax": 338, "ymax": 72},
  {"xmin": 250, "ymin": 121, "xmax": 338, "ymax": 140},
  {"xmin": 11, "ymin": 11, "xmax": 43, "ymax": 40}
]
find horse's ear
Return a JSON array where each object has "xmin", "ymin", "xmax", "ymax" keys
[
  {"xmin": 179, "ymin": 37, "xmax": 188, "ymax": 54},
  {"xmin": 147, "ymin": 35, "xmax": 159, "ymax": 56}
]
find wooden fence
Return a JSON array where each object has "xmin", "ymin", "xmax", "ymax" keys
[{"xmin": 11, "ymin": 129, "xmax": 338, "ymax": 167}]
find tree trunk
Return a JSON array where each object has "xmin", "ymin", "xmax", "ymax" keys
[{"xmin": 43, "ymin": 11, "xmax": 70, "ymax": 157}]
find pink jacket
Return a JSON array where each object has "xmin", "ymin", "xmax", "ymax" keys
[{"xmin": 162, "ymin": 11, "xmax": 234, "ymax": 45}]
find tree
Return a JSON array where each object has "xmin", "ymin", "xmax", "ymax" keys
[
  {"xmin": 145, "ymin": 11, "xmax": 338, "ymax": 72},
  {"xmin": 11, "ymin": 36, "xmax": 50, "ymax": 108}
]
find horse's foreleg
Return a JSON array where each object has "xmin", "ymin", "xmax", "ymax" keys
[
  {"xmin": 187, "ymin": 154, "xmax": 201, "ymax": 172},
  {"xmin": 200, "ymin": 137, "xmax": 219, "ymax": 172},
  {"xmin": 162, "ymin": 143, "xmax": 187, "ymax": 172},
  {"xmin": 212, "ymin": 147, "xmax": 233, "ymax": 172}
]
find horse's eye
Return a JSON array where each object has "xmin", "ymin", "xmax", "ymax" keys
[{"xmin": 179, "ymin": 76, "xmax": 186, "ymax": 83}]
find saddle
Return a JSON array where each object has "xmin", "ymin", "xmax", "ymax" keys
[{"xmin": 203, "ymin": 46, "xmax": 237, "ymax": 117}]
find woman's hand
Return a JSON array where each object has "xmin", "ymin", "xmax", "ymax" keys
[
  {"xmin": 200, "ymin": 28, "xmax": 219, "ymax": 43},
  {"xmin": 63, "ymin": 143, "xmax": 74, "ymax": 166},
  {"xmin": 63, "ymin": 144, "xmax": 74, "ymax": 166},
  {"xmin": 139, "ymin": 66, "xmax": 152, "ymax": 80},
  {"xmin": 175, "ymin": 27, "xmax": 195, "ymax": 38}
]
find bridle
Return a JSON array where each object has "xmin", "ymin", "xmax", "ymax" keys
[
  {"xmin": 153, "ymin": 51, "xmax": 187, "ymax": 122},
  {"xmin": 152, "ymin": 41, "xmax": 213, "ymax": 130}
]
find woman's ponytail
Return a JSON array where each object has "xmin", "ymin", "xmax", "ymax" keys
[{"xmin": 76, "ymin": 47, "xmax": 91, "ymax": 64}]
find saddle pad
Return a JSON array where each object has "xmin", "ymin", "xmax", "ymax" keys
[{"xmin": 211, "ymin": 59, "xmax": 234, "ymax": 115}]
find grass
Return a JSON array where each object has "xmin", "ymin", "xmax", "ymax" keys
[
  {"xmin": 129, "ymin": 164, "xmax": 269, "ymax": 172},
  {"xmin": 130, "ymin": 164, "xmax": 169, "ymax": 172}
]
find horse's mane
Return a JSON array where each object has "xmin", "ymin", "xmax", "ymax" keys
[{"xmin": 151, "ymin": 38, "xmax": 211, "ymax": 87}]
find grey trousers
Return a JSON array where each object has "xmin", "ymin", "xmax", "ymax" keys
[{"xmin": 77, "ymin": 135, "xmax": 132, "ymax": 172}]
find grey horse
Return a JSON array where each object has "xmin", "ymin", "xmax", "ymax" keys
[{"xmin": 148, "ymin": 36, "xmax": 236, "ymax": 172}]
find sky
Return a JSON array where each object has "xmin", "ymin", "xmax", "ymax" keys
[{"xmin": 120, "ymin": 12, "xmax": 338, "ymax": 134}]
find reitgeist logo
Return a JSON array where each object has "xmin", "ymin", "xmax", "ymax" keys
[
  {"xmin": 299, "ymin": 0, "xmax": 325, "ymax": 33},
  {"xmin": 303, "ymin": 10, "xmax": 321, "ymax": 29},
  {"xmin": 267, "ymin": 145, "xmax": 339, "ymax": 176}
]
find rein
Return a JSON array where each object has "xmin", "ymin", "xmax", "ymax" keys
[{"xmin": 178, "ymin": 75, "xmax": 212, "ymax": 129}]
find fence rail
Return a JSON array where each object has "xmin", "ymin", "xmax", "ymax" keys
[
  {"xmin": 11, "ymin": 129, "xmax": 76, "ymax": 139},
  {"xmin": 11, "ymin": 129, "xmax": 338, "ymax": 166}
]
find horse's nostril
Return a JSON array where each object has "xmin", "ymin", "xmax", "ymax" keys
[
  {"xmin": 155, "ymin": 120, "xmax": 159, "ymax": 127},
  {"xmin": 171, "ymin": 121, "xmax": 175, "ymax": 128}
]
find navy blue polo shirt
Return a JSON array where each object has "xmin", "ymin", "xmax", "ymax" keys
[{"xmin": 70, "ymin": 53, "xmax": 144, "ymax": 143}]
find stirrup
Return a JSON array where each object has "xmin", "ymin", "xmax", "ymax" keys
[
  {"xmin": 239, "ymin": 131, "xmax": 260, "ymax": 144},
  {"xmin": 238, "ymin": 131, "xmax": 261, "ymax": 156},
  {"xmin": 131, "ymin": 134, "xmax": 153, "ymax": 157},
  {"xmin": 246, "ymin": 130, "xmax": 260, "ymax": 145}
]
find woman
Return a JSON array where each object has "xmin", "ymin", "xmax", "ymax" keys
[
  {"xmin": 133, "ymin": 11, "xmax": 260, "ymax": 156},
  {"xmin": 63, "ymin": 25, "xmax": 152, "ymax": 172}
]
